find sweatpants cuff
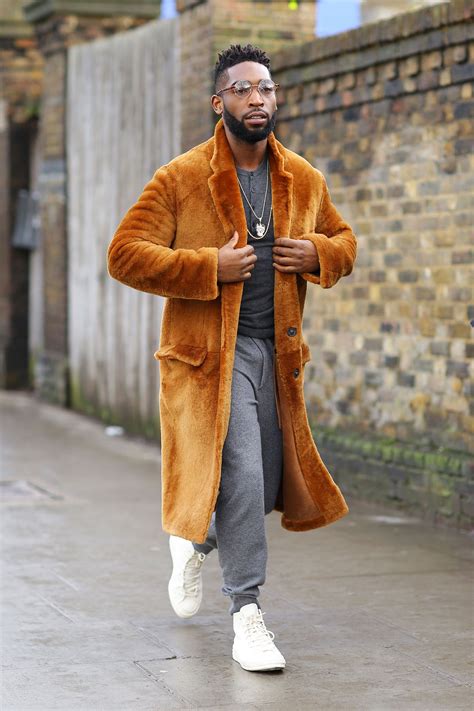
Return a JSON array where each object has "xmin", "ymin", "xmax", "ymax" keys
[{"xmin": 229, "ymin": 595, "xmax": 261, "ymax": 615}]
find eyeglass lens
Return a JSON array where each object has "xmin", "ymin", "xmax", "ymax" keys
[{"xmin": 233, "ymin": 80, "xmax": 276, "ymax": 97}]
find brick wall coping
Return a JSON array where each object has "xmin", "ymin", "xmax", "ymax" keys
[
  {"xmin": 272, "ymin": 0, "xmax": 473, "ymax": 75},
  {"xmin": 0, "ymin": 20, "xmax": 34, "ymax": 39},
  {"xmin": 23, "ymin": 0, "xmax": 160, "ymax": 23},
  {"xmin": 176, "ymin": 0, "xmax": 206, "ymax": 11}
]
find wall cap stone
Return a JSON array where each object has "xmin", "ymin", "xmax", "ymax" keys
[
  {"xmin": 272, "ymin": 0, "xmax": 473, "ymax": 72},
  {"xmin": 23, "ymin": 0, "xmax": 160, "ymax": 23},
  {"xmin": 0, "ymin": 20, "xmax": 34, "ymax": 39}
]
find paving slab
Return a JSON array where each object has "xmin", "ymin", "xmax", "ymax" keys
[{"xmin": 1, "ymin": 391, "xmax": 473, "ymax": 710}]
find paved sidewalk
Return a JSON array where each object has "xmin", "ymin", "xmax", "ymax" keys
[{"xmin": 1, "ymin": 390, "xmax": 473, "ymax": 710}]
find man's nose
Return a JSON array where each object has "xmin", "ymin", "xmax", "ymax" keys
[{"xmin": 248, "ymin": 86, "xmax": 264, "ymax": 104}]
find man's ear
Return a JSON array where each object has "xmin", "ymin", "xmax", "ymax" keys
[{"xmin": 211, "ymin": 95, "xmax": 223, "ymax": 115}]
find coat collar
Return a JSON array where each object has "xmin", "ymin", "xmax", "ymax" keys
[{"xmin": 208, "ymin": 118, "xmax": 294, "ymax": 244}]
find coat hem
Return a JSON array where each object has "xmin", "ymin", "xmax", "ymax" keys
[{"xmin": 280, "ymin": 503, "xmax": 349, "ymax": 532}]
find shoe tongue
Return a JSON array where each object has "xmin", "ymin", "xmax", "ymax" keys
[{"xmin": 240, "ymin": 603, "xmax": 259, "ymax": 617}]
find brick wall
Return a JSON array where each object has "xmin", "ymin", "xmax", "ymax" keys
[
  {"xmin": 0, "ymin": 34, "xmax": 43, "ymax": 123},
  {"xmin": 175, "ymin": 0, "xmax": 474, "ymax": 461},
  {"xmin": 271, "ymin": 0, "xmax": 473, "ymax": 454},
  {"xmin": 268, "ymin": 0, "xmax": 473, "ymax": 528},
  {"xmin": 0, "ymin": 5, "xmax": 43, "ymax": 388},
  {"xmin": 177, "ymin": 0, "xmax": 318, "ymax": 151},
  {"xmin": 212, "ymin": 0, "xmax": 316, "ymax": 55}
]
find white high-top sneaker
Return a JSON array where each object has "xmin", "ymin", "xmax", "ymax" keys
[
  {"xmin": 168, "ymin": 535, "xmax": 206, "ymax": 618},
  {"xmin": 232, "ymin": 602, "xmax": 286, "ymax": 671}
]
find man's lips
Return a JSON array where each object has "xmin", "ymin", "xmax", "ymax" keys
[{"xmin": 245, "ymin": 113, "xmax": 268, "ymax": 126}]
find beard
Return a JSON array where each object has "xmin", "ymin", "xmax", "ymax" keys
[{"xmin": 223, "ymin": 106, "xmax": 277, "ymax": 143}]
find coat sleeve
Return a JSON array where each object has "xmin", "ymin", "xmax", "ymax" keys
[
  {"xmin": 296, "ymin": 173, "xmax": 357, "ymax": 289},
  {"xmin": 107, "ymin": 166, "xmax": 220, "ymax": 300}
]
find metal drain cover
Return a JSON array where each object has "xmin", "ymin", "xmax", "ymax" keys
[{"xmin": 0, "ymin": 480, "xmax": 63, "ymax": 503}]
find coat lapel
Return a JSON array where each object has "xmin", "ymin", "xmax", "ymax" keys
[
  {"xmin": 208, "ymin": 119, "xmax": 247, "ymax": 247},
  {"xmin": 267, "ymin": 130, "xmax": 294, "ymax": 239}
]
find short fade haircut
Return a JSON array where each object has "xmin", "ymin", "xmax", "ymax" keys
[{"xmin": 214, "ymin": 44, "xmax": 271, "ymax": 93}]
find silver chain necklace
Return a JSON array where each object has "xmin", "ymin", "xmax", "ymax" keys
[{"xmin": 236, "ymin": 159, "xmax": 272, "ymax": 240}]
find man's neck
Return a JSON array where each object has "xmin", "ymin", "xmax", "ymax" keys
[{"xmin": 223, "ymin": 124, "xmax": 268, "ymax": 171}]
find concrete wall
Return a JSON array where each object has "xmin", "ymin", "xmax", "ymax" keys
[{"xmin": 360, "ymin": 0, "xmax": 445, "ymax": 24}]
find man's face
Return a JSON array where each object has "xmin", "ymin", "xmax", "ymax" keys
[{"xmin": 214, "ymin": 61, "xmax": 277, "ymax": 143}]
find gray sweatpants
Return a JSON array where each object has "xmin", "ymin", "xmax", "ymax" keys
[{"xmin": 192, "ymin": 334, "xmax": 283, "ymax": 615}]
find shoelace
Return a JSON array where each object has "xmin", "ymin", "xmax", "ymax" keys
[
  {"xmin": 240, "ymin": 610, "xmax": 276, "ymax": 651},
  {"xmin": 182, "ymin": 551, "xmax": 206, "ymax": 595}
]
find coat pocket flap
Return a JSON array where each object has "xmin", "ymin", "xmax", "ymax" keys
[{"xmin": 154, "ymin": 344, "xmax": 208, "ymax": 366}]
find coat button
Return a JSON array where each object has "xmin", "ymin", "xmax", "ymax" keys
[
  {"xmin": 287, "ymin": 327, "xmax": 297, "ymax": 337},
  {"xmin": 293, "ymin": 368, "xmax": 300, "ymax": 378}
]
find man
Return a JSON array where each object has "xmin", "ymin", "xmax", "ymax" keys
[{"xmin": 107, "ymin": 44, "xmax": 357, "ymax": 672}]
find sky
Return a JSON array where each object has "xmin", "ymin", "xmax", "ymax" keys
[{"xmin": 316, "ymin": 0, "xmax": 361, "ymax": 36}]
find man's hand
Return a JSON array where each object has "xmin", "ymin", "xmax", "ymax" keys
[
  {"xmin": 272, "ymin": 237, "xmax": 320, "ymax": 273},
  {"xmin": 217, "ymin": 231, "xmax": 257, "ymax": 283}
]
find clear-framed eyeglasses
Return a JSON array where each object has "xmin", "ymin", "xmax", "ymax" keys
[{"xmin": 216, "ymin": 78, "xmax": 280, "ymax": 99}]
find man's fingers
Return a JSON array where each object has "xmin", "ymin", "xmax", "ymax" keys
[
  {"xmin": 274, "ymin": 237, "xmax": 294, "ymax": 247},
  {"xmin": 273, "ymin": 255, "xmax": 294, "ymax": 264},
  {"xmin": 273, "ymin": 262, "xmax": 297, "ymax": 272},
  {"xmin": 273, "ymin": 246, "xmax": 296, "ymax": 256}
]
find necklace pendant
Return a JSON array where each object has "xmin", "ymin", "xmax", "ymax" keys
[{"xmin": 256, "ymin": 221, "xmax": 265, "ymax": 237}]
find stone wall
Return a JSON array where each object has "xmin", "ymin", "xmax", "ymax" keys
[{"xmin": 269, "ymin": 0, "xmax": 473, "ymax": 528}]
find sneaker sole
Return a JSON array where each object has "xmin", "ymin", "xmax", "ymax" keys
[{"xmin": 232, "ymin": 648, "xmax": 285, "ymax": 671}]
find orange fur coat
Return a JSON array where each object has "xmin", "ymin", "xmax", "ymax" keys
[{"xmin": 107, "ymin": 118, "xmax": 357, "ymax": 543}]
